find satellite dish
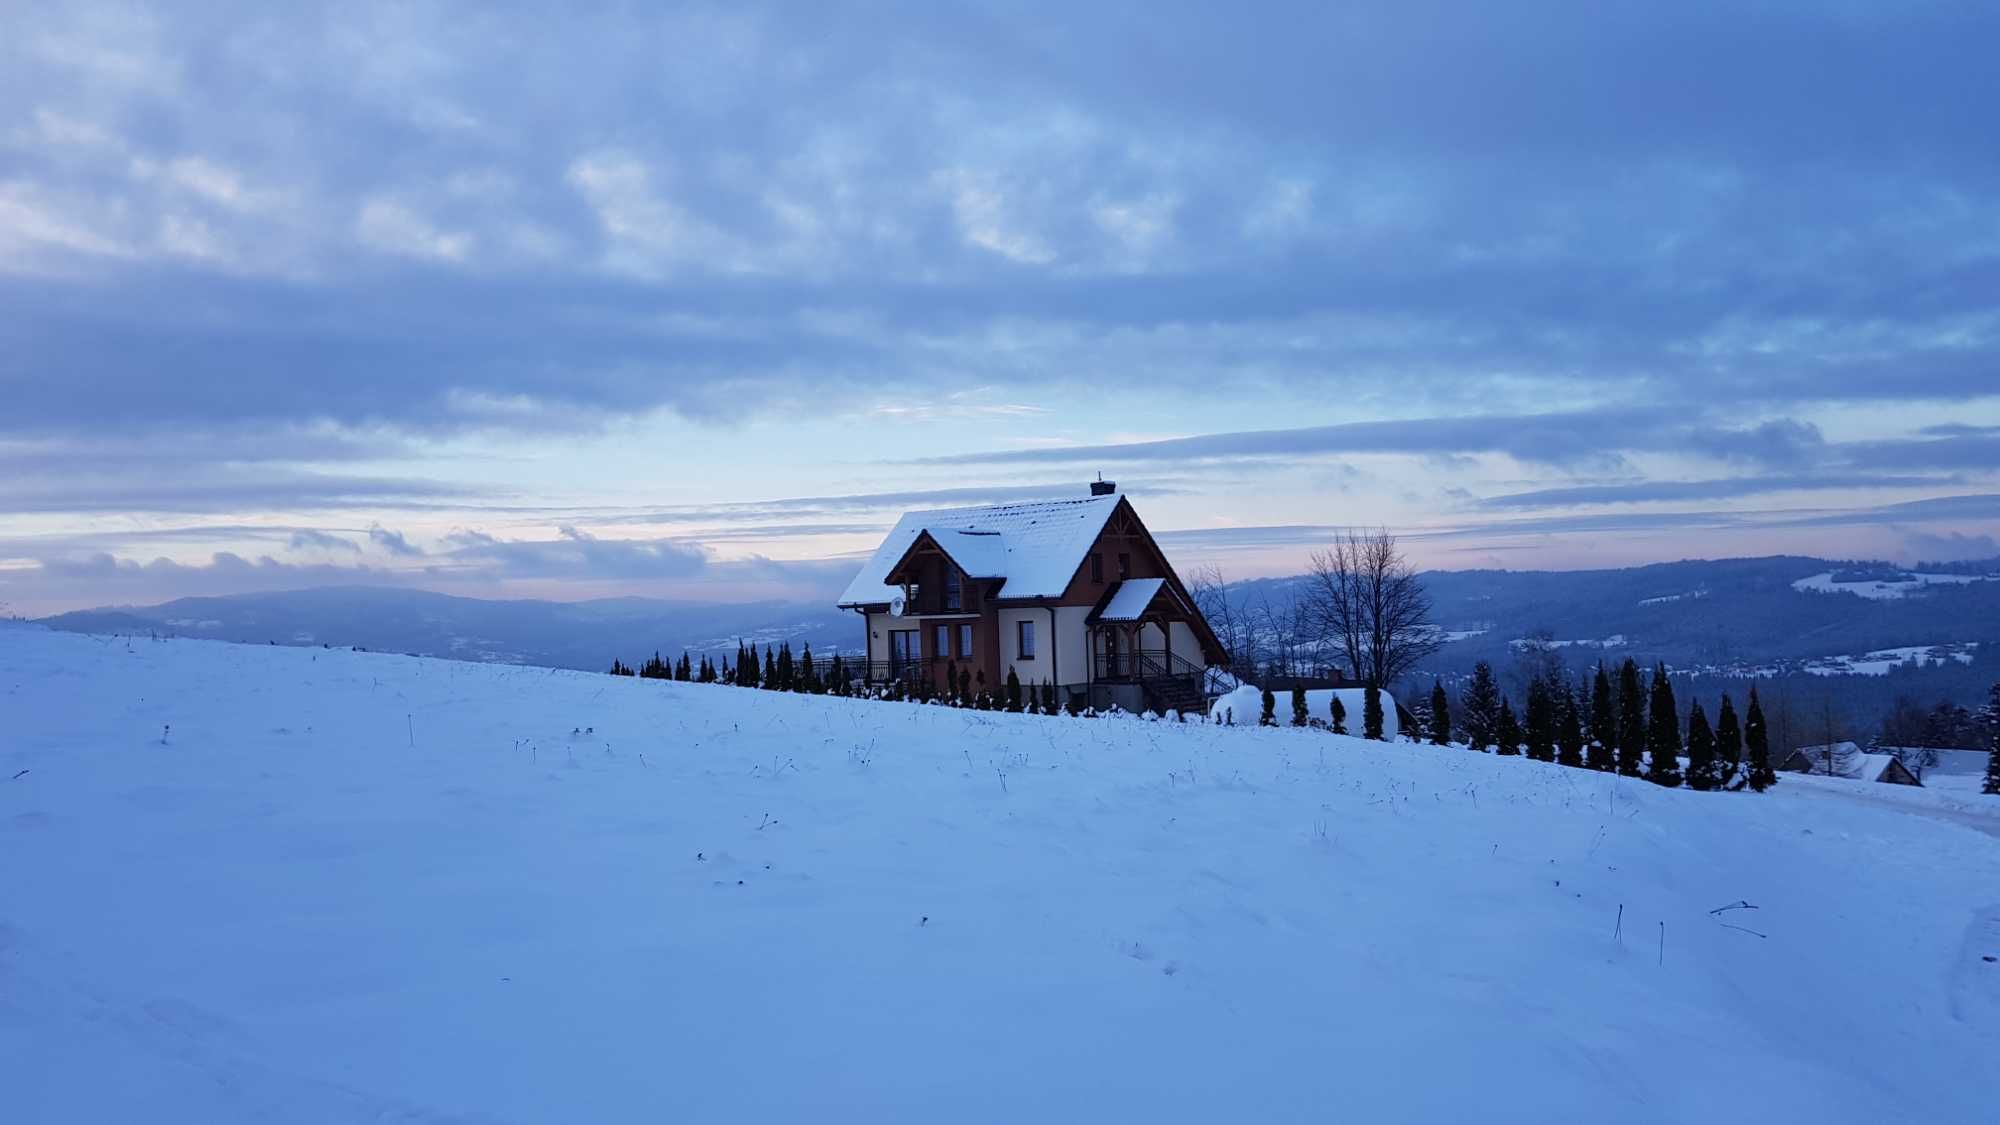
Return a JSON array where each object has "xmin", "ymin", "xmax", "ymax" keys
[{"xmin": 889, "ymin": 593, "xmax": 908, "ymax": 617}]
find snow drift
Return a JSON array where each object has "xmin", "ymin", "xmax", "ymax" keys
[{"xmin": 1209, "ymin": 683, "xmax": 1401, "ymax": 739}]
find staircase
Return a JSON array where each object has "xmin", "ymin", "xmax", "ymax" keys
[{"xmin": 1143, "ymin": 675, "xmax": 1209, "ymax": 718}]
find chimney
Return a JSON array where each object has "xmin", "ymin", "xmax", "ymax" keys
[{"xmin": 1090, "ymin": 477, "xmax": 1116, "ymax": 496}]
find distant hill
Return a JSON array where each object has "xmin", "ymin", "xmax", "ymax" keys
[
  {"xmin": 1218, "ymin": 554, "xmax": 2000, "ymax": 728},
  {"xmin": 36, "ymin": 586, "xmax": 857, "ymax": 672},
  {"xmin": 34, "ymin": 554, "xmax": 2000, "ymax": 728}
]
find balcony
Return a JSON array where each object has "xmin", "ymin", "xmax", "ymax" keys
[{"xmin": 1091, "ymin": 647, "xmax": 1205, "ymax": 683}]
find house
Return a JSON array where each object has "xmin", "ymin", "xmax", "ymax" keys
[
  {"xmin": 1779, "ymin": 742, "xmax": 1922, "ymax": 785},
  {"xmin": 835, "ymin": 482, "xmax": 1226, "ymax": 713}
]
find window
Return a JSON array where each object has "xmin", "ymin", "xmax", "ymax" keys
[
  {"xmin": 1017, "ymin": 619, "xmax": 1036, "ymax": 659},
  {"xmin": 890, "ymin": 630, "xmax": 920, "ymax": 670},
  {"xmin": 957, "ymin": 624, "xmax": 973, "ymax": 657},
  {"xmin": 935, "ymin": 624, "xmax": 949, "ymax": 657},
  {"xmin": 1117, "ymin": 552, "xmax": 1131, "ymax": 578},
  {"xmin": 944, "ymin": 568, "xmax": 962, "ymax": 610},
  {"xmin": 1089, "ymin": 554, "xmax": 1103, "ymax": 582}
]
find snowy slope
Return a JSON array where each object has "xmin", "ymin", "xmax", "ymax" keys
[{"xmin": 2, "ymin": 626, "xmax": 1997, "ymax": 1124}]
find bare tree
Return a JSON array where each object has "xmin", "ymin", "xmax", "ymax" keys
[
  {"xmin": 1252, "ymin": 594, "xmax": 1316, "ymax": 682},
  {"xmin": 1815, "ymin": 701, "xmax": 1856, "ymax": 776},
  {"xmin": 1303, "ymin": 529, "xmax": 1441, "ymax": 689},
  {"xmin": 1188, "ymin": 564, "xmax": 1257, "ymax": 684}
]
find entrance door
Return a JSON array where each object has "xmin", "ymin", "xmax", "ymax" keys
[{"xmin": 890, "ymin": 630, "xmax": 920, "ymax": 674}]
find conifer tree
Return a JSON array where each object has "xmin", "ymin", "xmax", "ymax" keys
[
  {"xmin": 800, "ymin": 644, "xmax": 816, "ymax": 692},
  {"xmin": 1006, "ymin": 667, "xmax": 1023, "ymax": 712},
  {"xmin": 740, "ymin": 644, "xmax": 760, "ymax": 688},
  {"xmin": 1524, "ymin": 678, "xmax": 1556, "ymax": 762},
  {"xmin": 1495, "ymin": 696, "xmax": 1522, "ymax": 755},
  {"xmin": 1982, "ymin": 681, "xmax": 2000, "ymax": 796},
  {"xmin": 763, "ymin": 647, "xmax": 777, "ymax": 689},
  {"xmin": 1460, "ymin": 662, "xmax": 1500, "ymax": 751},
  {"xmin": 1645, "ymin": 664, "xmax": 1683, "ymax": 787},
  {"xmin": 1363, "ymin": 684, "xmax": 1385, "ymax": 740},
  {"xmin": 1260, "ymin": 688, "xmax": 1277, "ymax": 727},
  {"xmin": 1586, "ymin": 663, "xmax": 1616, "ymax": 771},
  {"xmin": 609, "ymin": 658, "xmax": 635, "ymax": 676},
  {"xmin": 1745, "ymin": 686, "xmax": 1776, "ymax": 791},
  {"xmin": 1715, "ymin": 694, "xmax": 1743, "ymax": 788},
  {"xmin": 1430, "ymin": 680, "xmax": 1452, "ymax": 745},
  {"xmin": 1330, "ymin": 694, "xmax": 1347, "ymax": 735},
  {"xmin": 959, "ymin": 667, "xmax": 972, "ymax": 706},
  {"xmin": 1291, "ymin": 685, "xmax": 1309, "ymax": 727},
  {"xmin": 776, "ymin": 643, "xmax": 795, "ymax": 691},
  {"xmin": 1685, "ymin": 700, "xmax": 1717, "ymax": 791},
  {"xmin": 1616, "ymin": 658, "xmax": 1646, "ymax": 776},
  {"xmin": 1557, "ymin": 683, "xmax": 1586, "ymax": 768}
]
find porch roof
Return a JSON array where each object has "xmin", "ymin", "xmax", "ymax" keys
[{"xmin": 1088, "ymin": 577, "xmax": 1174, "ymax": 623}]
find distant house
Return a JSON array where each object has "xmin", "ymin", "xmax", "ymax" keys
[
  {"xmin": 835, "ymin": 482, "xmax": 1226, "ymax": 713},
  {"xmin": 1779, "ymin": 742, "xmax": 1922, "ymax": 785}
]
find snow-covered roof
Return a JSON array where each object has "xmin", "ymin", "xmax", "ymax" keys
[
  {"xmin": 1793, "ymin": 742, "xmax": 1862, "ymax": 760},
  {"xmin": 837, "ymin": 494, "xmax": 1122, "ymax": 607},
  {"xmin": 1790, "ymin": 745, "xmax": 1909, "ymax": 782},
  {"xmin": 1094, "ymin": 577, "xmax": 1167, "ymax": 622},
  {"xmin": 928, "ymin": 529, "xmax": 1010, "ymax": 578}
]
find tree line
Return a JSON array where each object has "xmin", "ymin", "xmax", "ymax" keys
[
  {"xmin": 1443, "ymin": 657, "xmax": 1779, "ymax": 789},
  {"xmin": 610, "ymin": 643, "xmax": 1085, "ymax": 714}
]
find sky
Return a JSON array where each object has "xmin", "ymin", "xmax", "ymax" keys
[{"xmin": 3, "ymin": 1, "xmax": 1998, "ymax": 616}]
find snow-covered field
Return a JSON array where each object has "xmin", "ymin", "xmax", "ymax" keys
[
  {"xmin": 3, "ymin": 626, "xmax": 1997, "ymax": 1123},
  {"xmin": 1791, "ymin": 570, "xmax": 1995, "ymax": 599},
  {"xmin": 1802, "ymin": 642, "xmax": 1979, "ymax": 677}
]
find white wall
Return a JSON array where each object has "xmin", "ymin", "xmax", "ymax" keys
[
  {"xmin": 863, "ymin": 611, "xmax": 891, "ymax": 664},
  {"xmin": 1055, "ymin": 606, "xmax": 1091, "ymax": 687},
  {"xmin": 997, "ymin": 607, "xmax": 1040, "ymax": 687},
  {"xmin": 999, "ymin": 606, "xmax": 1091, "ymax": 688},
  {"xmin": 1167, "ymin": 620, "xmax": 1205, "ymax": 669}
]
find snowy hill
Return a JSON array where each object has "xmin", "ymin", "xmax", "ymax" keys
[{"xmin": 3, "ymin": 625, "xmax": 1997, "ymax": 1123}]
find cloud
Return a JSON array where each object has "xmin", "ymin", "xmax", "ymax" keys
[
  {"xmin": 289, "ymin": 529, "xmax": 361, "ymax": 553},
  {"xmin": 441, "ymin": 526, "xmax": 709, "ymax": 580},
  {"xmin": 903, "ymin": 409, "xmax": 1854, "ymax": 470},
  {"xmin": 2, "ymin": 2, "xmax": 1996, "ymax": 447},
  {"xmin": 0, "ymin": 464, "xmax": 485, "ymax": 514},
  {"xmin": 1835, "ymin": 433, "xmax": 2000, "ymax": 471},
  {"xmin": 1476, "ymin": 473, "xmax": 1961, "ymax": 510},
  {"xmin": 5, "ymin": 2, "xmax": 1999, "ymax": 612},
  {"xmin": 1903, "ymin": 530, "xmax": 1999, "ymax": 563},
  {"xmin": 13, "ymin": 551, "xmax": 401, "ymax": 608},
  {"xmin": 354, "ymin": 198, "xmax": 472, "ymax": 263},
  {"xmin": 572, "ymin": 482, "xmax": 1186, "ymax": 526},
  {"xmin": 367, "ymin": 524, "xmax": 424, "ymax": 557},
  {"xmin": 1773, "ymin": 493, "xmax": 2000, "ymax": 528}
]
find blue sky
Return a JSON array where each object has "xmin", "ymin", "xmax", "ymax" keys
[{"xmin": 3, "ymin": 1, "xmax": 1997, "ymax": 615}]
